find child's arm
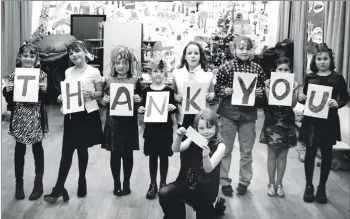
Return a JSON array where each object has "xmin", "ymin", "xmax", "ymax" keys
[
  {"xmin": 298, "ymin": 76, "xmax": 309, "ymax": 104},
  {"xmin": 214, "ymin": 66, "xmax": 229, "ymax": 98},
  {"xmin": 134, "ymin": 79, "xmax": 143, "ymax": 105},
  {"xmin": 172, "ymin": 127, "xmax": 191, "ymax": 152},
  {"xmin": 168, "ymin": 88, "xmax": 178, "ymax": 113},
  {"xmin": 291, "ymin": 82, "xmax": 299, "ymax": 108},
  {"xmin": 202, "ymin": 143, "xmax": 226, "ymax": 173},
  {"xmin": 335, "ymin": 74, "xmax": 350, "ymax": 109}
]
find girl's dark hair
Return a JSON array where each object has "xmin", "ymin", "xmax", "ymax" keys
[
  {"xmin": 233, "ymin": 36, "xmax": 254, "ymax": 50},
  {"xmin": 68, "ymin": 40, "xmax": 88, "ymax": 54},
  {"xmin": 179, "ymin": 41, "xmax": 208, "ymax": 71},
  {"xmin": 272, "ymin": 57, "xmax": 291, "ymax": 72},
  {"xmin": 193, "ymin": 108, "xmax": 222, "ymax": 141},
  {"xmin": 16, "ymin": 44, "xmax": 40, "ymax": 68},
  {"xmin": 310, "ymin": 43, "xmax": 335, "ymax": 73}
]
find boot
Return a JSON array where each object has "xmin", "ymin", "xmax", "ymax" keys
[
  {"xmin": 77, "ymin": 178, "xmax": 87, "ymax": 198},
  {"xmin": 303, "ymin": 184, "xmax": 314, "ymax": 203},
  {"xmin": 29, "ymin": 176, "xmax": 43, "ymax": 201},
  {"xmin": 146, "ymin": 183, "xmax": 158, "ymax": 200},
  {"xmin": 122, "ymin": 181, "xmax": 131, "ymax": 196},
  {"xmin": 113, "ymin": 181, "xmax": 123, "ymax": 196},
  {"xmin": 315, "ymin": 185, "xmax": 327, "ymax": 204},
  {"xmin": 15, "ymin": 180, "xmax": 25, "ymax": 200},
  {"xmin": 43, "ymin": 187, "xmax": 69, "ymax": 204}
]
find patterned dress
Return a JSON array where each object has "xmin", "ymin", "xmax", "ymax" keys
[
  {"xmin": 8, "ymin": 71, "xmax": 47, "ymax": 145},
  {"xmin": 259, "ymin": 105, "xmax": 297, "ymax": 151}
]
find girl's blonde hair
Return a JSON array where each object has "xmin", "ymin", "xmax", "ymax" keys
[
  {"xmin": 193, "ymin": 108, "xmax": 222, "ymax": 141},
  {"xmin": 110, "ymin": 45, "xmax": 140, "ymax": 78},
  {"xmin": 16, "ymin": 43, "xmax": 40, "ymax": 68}
]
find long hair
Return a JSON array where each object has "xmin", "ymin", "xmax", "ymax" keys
[
  {"xmin": 310, "ymin": 43, "xmax": 335, "ymax": 73},
  {"xmin": 16, "ymin": 43, "xmax": 40, "ymax": 68},
  {"xmin": 272, "ymin": 57, "xmax": 291, "ymax": 72},
  {"xmin": 109, "ymin": 45, "xmax": 139, "ymax": 78},
  {"xmin": 193, "ymin": 108, "xmax": 222, "ymax": 141},
  {"xmin": 179, "ymin": 41, "xmax": 208, "ymax": 71}
]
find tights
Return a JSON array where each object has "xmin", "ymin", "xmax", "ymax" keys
[
  {"xmin": 110, "ymin": 150, "xmax": 133, "ymax": 188},
  {"xmin": 15, "ymin": 142, "xmax": 44, "ymax": 183},
  {"xmin": 304, "ymin": 145, "xmax": 333, "ymax": 187},
  {"xmin": 149, "ymin": 154, "xmax": 169, "ymax": 184},
  {"xmin": 55, "ymin": 145, "xmax": 89, "ymax": 190}
]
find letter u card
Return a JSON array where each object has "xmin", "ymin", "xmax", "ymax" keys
[
  {"xmin": 13, "ymin": 68, "xmax": 40, "ymax": 102},
  {"xmin": 304, "ymin": 84, "xmax": 333, "ymax": 119}
]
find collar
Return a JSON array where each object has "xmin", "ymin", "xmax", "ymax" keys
[
  {"xmin": 188, "ymin": 65, "xmax": 203, "ymax": 74},
  {"xmin": 234, "ymin": 57, "xmax": 251, "ymax": 65}
]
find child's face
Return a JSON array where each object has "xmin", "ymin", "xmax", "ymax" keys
[
  {"xmin": 197, "ymin": 119, "xmax": 216, "ymax": 140},
  {"xmin": 315, "ymin": 52, "xmax": 331, "ymax": 71},
  {"xmin": 114, "ymin": 58, "xmax": 129, "ymax": 75},
  {"xmin": 235, "ymin": 40, "xmax": 252, "ymax": 61},
  {"xmin": 20, "ymin": 51, "xmax": 37, "ymax": 68},
  {"xmin": 276, "ymin": 64, "xmax": 291, "ymax": 73},
  {"xmin": 69, "ymin": 48, "xmax": 86, "ymax": 65},
  {"xmin": 151, "ymin": 69, "xmax": 166, "ymax": 84},
  {"xmin": 185, "ymin": 44, "xmax": 200, "ymax": 69}
]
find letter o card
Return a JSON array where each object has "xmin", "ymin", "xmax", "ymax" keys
[
  {"xmin": 13, "ymin": 68, "xmax": 40, "ymax": 102},
  {"xmin": 304, "ymin": 84, "xmax": 333, "ymax": 119},
  {"xmin": 110, "ymin": 83, "xmax": 134, "ymax": 116},
  {"xmin": 231, "ymin": 72, "xmax": 257, "ymax": 106},
  {"xmin": 268, "ymin": 72, "xmax": 294, "ymax": 106}
]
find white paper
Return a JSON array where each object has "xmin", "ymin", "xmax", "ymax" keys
[
  {"xmin": 231, "ymin": 72, "xmax": 257, "ymax": 106},
  {"xmin": 144, "ymin": 91, "xmax": 170, "ymax": 123},
  {"xmin": 85, "ymin": 100, "xmax": 99, "ymax": 113},
  {"xmin": 182, "ymin": 82, "xmax": 207, "ymax": 115},
  {"xmin": 109, "ymin": 83, "xmax": 134, "ymax": 116},
  {"xmin": 304, "ymin": 84, "xmax": 333, "ymax": 119},
  {"xmin": 268, "ymin": 72, "xmax": 295, "ymax": 106},
  {"xmin": 13, "ymin": 68, "xmax": 40, "ymax": 102},
  {"xmin": 186, "ymin": 126, "xmax": 208, "ymax": 148},
  {"xmin": 61, "ymin": 80, "xmax": 85, "ymax": 114}
]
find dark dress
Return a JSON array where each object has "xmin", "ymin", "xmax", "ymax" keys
[
  {"xmin": 101, "ymin": 77, "xmax": 142, "ymax": 153},
  {"xmin": 141, "ymin": 86, "xmax": 177, "ymax": 156},
  {"xmin": 259, "ymin": 106, "xmax": 297, "ymax": 151},
  {"xmin": 298, "ymin": 72, "xmax": 349, "ymax": 147}
]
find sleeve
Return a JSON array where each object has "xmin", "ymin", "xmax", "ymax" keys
[
  {"xmin": 169, "ymin": 88, "xmax": 178, "ymax": 113},
  {"xmin": 214, "ymin": 65, "xmax": 228, "ymax": 98},
  {"xmin": 92, "ymin": 68, "xmax": 103, "ymax": 83},
  {"xmin": 172, "ymin": 77, "xmax": 178, "ymax": 94},
  {"xmin": 336, "ymin": 74, "xmax": 350, "ymax": 109},
  {"xmin": 141, "ymin": 87, "xmax": 147, "ymax": 107},
  {"xmin": 2, "ymin": 87, "xmax": 13, "ymax": 108},
  {"xmin": 38, "ymin": 70, "xmax": 50, "ymax": 106},
  {"xmin": 298, "ymin": 75, "xmax": 309, "ymax": 104},
  {"xmin": 256, "ymin": 66, "xmax": 266, "ymax": 90},
  {"xmin": 135, "ymin": 79, "xmax": 142, "ymax": 96}
]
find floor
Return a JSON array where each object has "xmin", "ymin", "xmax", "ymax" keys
[{"xmin": 1, "ymin": 105, "xmax": 350, "ymax": 219}]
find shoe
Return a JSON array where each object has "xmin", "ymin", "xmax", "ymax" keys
[
  {"xmin": 113, "ymin": 187, "xmax": 123, "ymax": 196},
  {"xmin": 236, "ymin": 183, "xmax": 248, "ymax": 195},
  {"xmin": 276, "ymin": 185, "xmax": 285, "ymax": 197},
  {"xmin": 214, "ymin": 197, "xmax": 226, "ymax": 218},
  {"xmin": 315, "ymin": 185, "xmax": 327, "ymax": 204},
  {"xmin": 267, "ymin": 184, "xmax": 276, "ymax": 197},
  {"xmin": 77, "ymin": 178, "xmax": 87, "ymax": 198},
  {"xmin": 303, "ymin": 185, "xmax": 314, "ymax": 203},
  {"xmin": 29, "ymin": 177, "xmax": 43, "ymax": 201},
  {"xmin": 146, "ymin": 183, "xmax": 158, "ymax": 200},
  {"xmin": 221, "ymin": 185, "xmax": 233, "ymax": 196},
  {"xmin": 122, "ymin": 182, "xmax": 131, "ymax": 196},
  {"xmin": 43, "ymin": 187, "xmax": 69, "ymax": 204},
  {"xmin": 15, "ymin": 181, "xmax": 25, "ymax": 200},
  {"xmin": 159, "ymin": 182, "xmax": 166, "ymax": 190}
]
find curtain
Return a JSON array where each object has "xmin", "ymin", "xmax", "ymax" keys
[
  {"xmin": 277, "ymin": 1, "xmax": 291, "ymax": 42},
  {"xmin": 1, "ymin": 1, "xmax": 32, "ymax": 78},
  {"xmin": 324, "ymin": 1, "xmax": 350, "ymax": 91}
]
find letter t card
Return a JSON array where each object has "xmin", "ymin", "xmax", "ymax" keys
[{"xmin": 13, "ymin": 68, "xmax": 40, "ymax": 102}]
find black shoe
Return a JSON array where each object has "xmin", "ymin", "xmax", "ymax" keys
[
  {"xmin": 29, "ymin": 177, "xmax": 43, "ymax": 201},
  {"xmin": 303, "ymin": 185, "xmax": 315, "ymax": 203},
  {"xmin": 77, "ymin": 178, "xmax": 87, "ymax": 198},
  {"xmin": 315, "ymin": 185, "xmax": 327, "ymax": 204},
  {"xmin": 43, "ymin": 187, "xmax": 69, "ymax": 204},
  {"xmin": 236, "ymin": 183, "xmax": 248, "ymax": 195},
  {"xmin": 113, "ymin": 187, "xmax": 123, "ymax": 196},
  {"xmin": 221, "ymin": 185, "xmax": 233, "ymax": 196},
  {"xmin": 122, "ymin": 182, "xmax": 131, "ymax": 196},
  {"xmin": 146, "ymin": 183, "xmax": 158, "ymax": 200},
  {"xmin": 15, "ymin": 181, "xmax": 25, "ymax": 200},
  {"xmin": 214, "ymin": 197, "xmax": 226, "ymax": 218},
  {"xmin": 159, "ymin": 182, "xmax": 166, "ymax": 190}
]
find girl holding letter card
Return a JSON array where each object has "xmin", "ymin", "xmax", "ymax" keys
[
  {"xmin": 159, "ymin": 109, "xmax": 226, "ymax": 219},
  {"xmin": 298, "ymin": 43, "xmax": 349, "ymax": 204},
  {"xmin": 260, "ymin": 57, "xmax": 298, "ymax": 197},
  {"xmin": 138, "ymin": 58, "xmax": 177, "ymax": 199},
  {"xmin": 100, "ymin": 46, "xmax": 142, "ymax": 196},
  {"xmin": 44, "ymin": 41, "xmax": 103, "ymax": 203},
  {"xmin": 3, "ymin": 43, "xmax": 48, "ymax": 201}
]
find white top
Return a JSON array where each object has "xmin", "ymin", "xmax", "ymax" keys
[{"xmin": 173, "ymin": 66, "xmax": 214, "ymax": 124}]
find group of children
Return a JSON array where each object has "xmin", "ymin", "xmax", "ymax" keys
[{"xmin": 3, "ymin": 35, "xmax": 349, "ymax": 219}]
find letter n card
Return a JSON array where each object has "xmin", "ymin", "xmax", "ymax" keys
[{"xmin": 144, "ymin": 91, "xmax": 169, "ymax": 123}]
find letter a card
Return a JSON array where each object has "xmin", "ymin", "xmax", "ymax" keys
[
  {"xmin": 13, "ymin": 68, "xmax": 40, "ymax": 102},
  {"xmin": 268, "ymin": 72, "xmax": 294, "ymax": 106},
  {"xmin": 304, "ymin": 84, "xmax": 332, "ymax": 119},
  {"xmin": 110, "ymin": 83, "xmax": 134, "ymax": 116},
  {"xmin": 231, "ymin": 72, "xmax": 257, "ymax": 106},
  {"xmin": 144, "ymin": 91, "xmax": 169, "ymax": 123},
  {"xmin": 182, "ymin": 82, "xmax": 206, "ymax": 115},
  {"xmin": 61, "ymin": 80, "xmax": 85, "ymax": 114}
]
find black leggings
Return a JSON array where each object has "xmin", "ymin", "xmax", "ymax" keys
[
  {"xmin": 304, "ymin": 145, "xmax": 333, "ymax": 186},
  {"xmin": 55, "ymin": 145, "xmax": 89, "ymax": 190},
  {"xmin": 159, "ymin": 182, "xmax": 215, "ymax": 219},
  {"xmin": 149, "ymin": 154, "xmax": 169, "ymax": 184},
  {"xmin": 110, "ymin": 150, "xmax": 133, "ymax": 188},
  {"xmin": 15, "ymin": 141, "xmax": 44, "ymax": 183}
]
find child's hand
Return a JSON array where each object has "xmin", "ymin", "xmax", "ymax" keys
[
  {"xmin": 138, "ymin": 106, "xmax": 145, "ymax": 114},
  {"xmin": 176, "ymin": 127, "xmax": 187, "ymax": 137},
  {"xmin": 6, "ymin": 84, "xmax": 14, "ymax": 92},
  {"xmin": 206, "ymin": 92, "xmax": 215, "ymax": 101},
  {"xmin": 103, "ymin": 95, "xmax": 110, "ymax": 103},
  {"xmin": 39, "ymin": 83, "xmax": 47, "ymax": 92},
  {"xmin": 265, "ymin": 79, "xmax": 270, "ymax": 89},
  {"xmin": 57, "ymin": 94, "xmax": 62, "ymax": 103},
  {"xmin": 174, "ymin": 94, "xmax": 183, "ymax": 103},
  {"xmin": 255, "ymin": 88, "xmax": 263, "ymax": 96},
  {"xmin": 133, "ymin": 94, "xmax": 141, "ymax": 103},
  {"xmin": 298, "ymin": 93, "xmax": 307, "ymax": 102},
  {"xmin": 328, "ymin": 99, "xmax": 339, "ymax": 108},
  {"xmin": 224, "ymin": 88, "xmax": 233, "ymax": 95},
  {"xmin": 202, "ymin": 145, "xmax": 210, "ymax": 158},
  {"xmin": 168, "ymin": 104, "xmax": 176, "ymax": 111},
  {"xmin": 83, "ymin": 90, "xmax": 94, "ymax": 99}
]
